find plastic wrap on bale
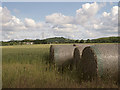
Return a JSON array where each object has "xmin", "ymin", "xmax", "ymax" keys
[
  {"xmin": 80, "ymin": 44, "xmax": 118, "ymax": 82},
  {"xmin": 50, "ymin": 45, "xmax": 76, "ymax": 68},
  {"xmin": 73, "ymin": 44, "xmax": 91, "ymax": 70}
]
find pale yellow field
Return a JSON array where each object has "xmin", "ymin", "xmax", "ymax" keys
[{"xmin": 2, "ymin": 44, "xmax": 118, "ymax": 88}]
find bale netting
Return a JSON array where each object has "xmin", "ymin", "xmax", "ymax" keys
[
  {"xmin": 80, "ymin": 44, "xmax": 118, "ymax": 82},
  {"xmin": 50, "ymin": 45, "xmax": 55, "ymax": 63},
  {"xmin": 73, "ymin": 44, "xmax": 91, "ymax": 70},
  {"xmin": 50, "ymin": 45, "xmax": 77, "ymax": 67}
]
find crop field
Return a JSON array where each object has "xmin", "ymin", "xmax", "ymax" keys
[{"xmin": 2, "ymin": 44, "xmax": 118, "ymax": 88}]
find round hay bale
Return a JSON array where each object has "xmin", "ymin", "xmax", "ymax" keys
[
  {"xmin": 73, "ymin": 45, "xmax": 90, "ymax": 70},
  {"xmin": 50, "ymin": 45, "xmax": 55, "ymax": 63},
  {"xmin": 50, "ymin": 45, "xmax": 76, "ymax": 67},
  {"xmin": 80, "ymin": 44, "xmax": 118, "ymax": 81}
]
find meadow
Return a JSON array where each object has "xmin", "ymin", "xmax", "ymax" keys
[{"xmin": 2, "ymin": 44, "xmax": 118, "ymax": 88}]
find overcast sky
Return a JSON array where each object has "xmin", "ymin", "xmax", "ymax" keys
[{"xmin": 0, "ymin": 2, "xmax": 119, "ymax": 41}]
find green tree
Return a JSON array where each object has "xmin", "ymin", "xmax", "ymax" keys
[
  {"xmin": 75, "ymin": 40, "xmax": 79, "ymax": 43},
  {"xmin": 80, "ymin": 39, "xmax": 84, "ymax": 43},
  {"xmin": 86, "ymin": 39, "xmax": 91, "ymax": 43}
]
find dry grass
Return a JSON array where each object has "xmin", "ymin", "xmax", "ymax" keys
[{"xmin": 2, "ymin": 44, "xmax": 118, "ymax": 88}]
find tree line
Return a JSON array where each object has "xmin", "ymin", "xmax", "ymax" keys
[{"xmin": 1, "ymin": 36, "xmax": 120, "ymax": 46}]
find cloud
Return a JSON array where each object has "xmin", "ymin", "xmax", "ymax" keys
[
  {"xmin": 75, "ymin": 2, "xmax": 99, "ymax": 24},
  {"xmin": 94, "ymin": 6, "xmax": 118, "ymax": 33},
  {"xmin": 0, "ymin": 6, "xmax": 27, "ymax": 40},
  {"xmin": 24, "ymin": 18, "xmax": 50, "ymax": 30},
  {"xmin": 1, "ymin": 2, "xmax": 118, "ymax": 41},
  {"xmin": 45, "ymin": 13, "xmax": 74, "ymax": 25},
  {"xmin": 102, "ymin": 12, "xmax": 110, "ymax": 17},
  {"xmin": 2, "ymin": 7, "xmax": 12, "ymax": 24},
  {"xmin": 3, "ymin": 16, "xmax": 26, "ymax": 30},
  {"xmin": 111, "ymin": 6, "xmax": 118, "ymax": 16},
  {"xmin": 24, "ymin": 18, "xmax": 36, "ymax": 28},
  {"xmin": 1, "ymin": 6, "xmax": 50, "ymax": 41},
  {"xmin": 45, "ymin": 2, "xmax": 100, "ymax": 25},
  {"xmin": 46, "ymin": 2, "xmax": 118, "ymax": 39},
  {"xmin": 1, "ymin": 6, "xmax": 26, "ymax": 30}
]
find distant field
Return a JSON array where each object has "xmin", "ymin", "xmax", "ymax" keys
[{"xmin": 2, "ymin": 44, "xmax": 118, "ymax": 88}]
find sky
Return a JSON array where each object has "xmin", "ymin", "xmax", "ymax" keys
[{"xmin": 0, "ymin": 2, "xmax": 119, "ymax": 41}]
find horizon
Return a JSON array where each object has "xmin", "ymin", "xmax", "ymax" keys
[
  {"xmin": 1, "ymin": 2, "xmax": 119, "ymax": 41},
  {"xmin": 1, "ymin": 36, "xmax": 119, "ymax": 42}
]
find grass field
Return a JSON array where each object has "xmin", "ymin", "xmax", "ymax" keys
[{"xmin": 2, "ymin": 44, "xmax": 118, "ymax": 88}]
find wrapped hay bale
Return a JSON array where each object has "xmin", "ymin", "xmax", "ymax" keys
[
  {"xmin": 50, "ymin": 45, "xmax": 76, "ymax": 67},
  {"xmin": 50, "ymin": 45, "xmax": 55, "ymax": 63},
  {"xmin": 80, "ymin": 44, "xmax": 118, "ymax": 81},
  {"xmin": 73, "ymin": 45, "xmax": 90, "ymax": 70}
]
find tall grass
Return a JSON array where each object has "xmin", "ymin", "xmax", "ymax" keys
[{"xmin": 2, "ymin": 44, "xmax": 118, "ymax": 88}]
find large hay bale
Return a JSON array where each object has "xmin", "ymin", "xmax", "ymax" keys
[
  {"xmin": 73, "ymin": 45, "xmax": 90, "ymax": 70},
  {"xmin": 80, "ymin": 44, "xmax": 118, "ymax": 81},
  {"xmin": 50, "ymin": 45, "xmax": 76, "ymax": 67}
]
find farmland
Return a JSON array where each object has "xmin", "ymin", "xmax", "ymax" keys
[{"xmin": 2, "ymin": 44, "xmax": 118, "ymax": 88}]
